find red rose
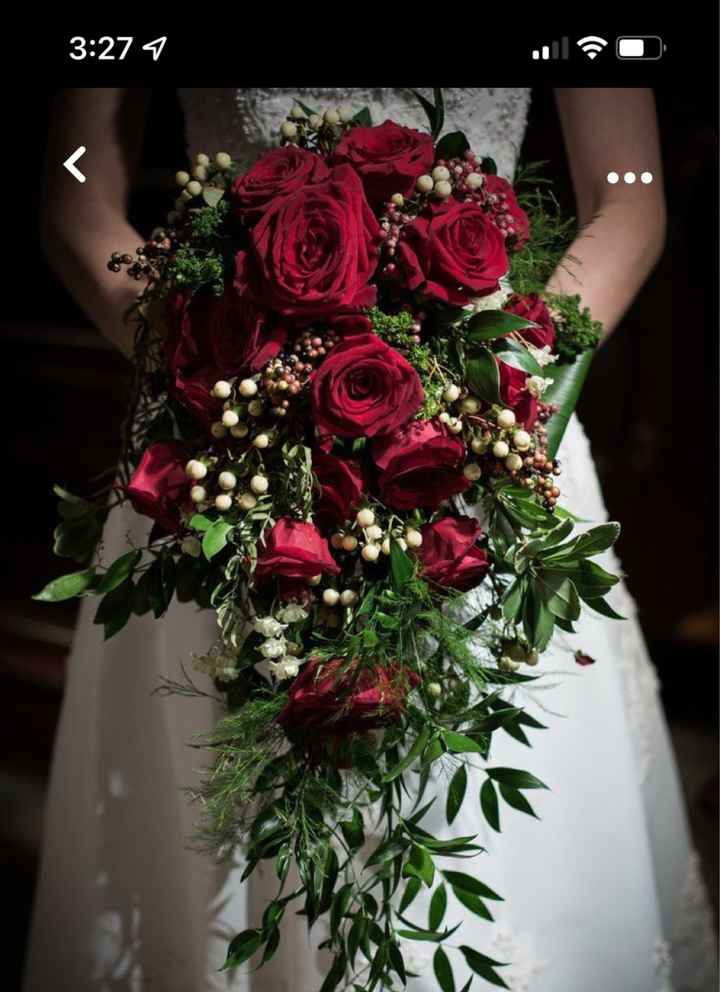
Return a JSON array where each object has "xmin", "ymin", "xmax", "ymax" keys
[
  {"xmin": 277, "ymin": 657, "xmax": 421, "ymax": 734},
  {"xmin": 503, "ymin": 293, "xmax": 556, "ymax": 351},
  {"xmin": 312, "ymin": 450, "xmax": 365, "ymax": 529},
  {"xmin": 231, "ymin": 146, "xmax": 330, "ymax": 224},
  {"xmin": 419, "ymin": 516, "xmax": 489, "ymax": 592},
  {"xmin": 234, "ymin": 165, "xmax": 380, "ymax": 318},
  {"xmin": 330, "ymin": 313, "xmax": 374, "ymax": 337},
  {"xmin": 498, "ymin": 360, "xmax": 538, "ymax": 429},
  {"xmin": 310, "ymin": 333, "xmax": 423, "ymax": 439},
  {"xmin": 333, "ymin": 120, "xmax": 434, "ymax": 207},
  {"xmin": 372, "ymin": 420, "xmax": 470, "ymax": 510},
  {"xmin": 255, "ymin": 518, "xmax": 340, "ymax": 585},
  {"xmin": 165, "ymin": 288, "xmax": 287, "ymax": 427},
  {"xmin": 484, "ymin": 175, "xmax": 530, "ymax": 250},
  {"xmin": 125, "ymin": 442, "xmax": 189, "ymax": 533},
  {"xmin": 396, "ymin": 200, "xmax": 508, "ymax": 305}
]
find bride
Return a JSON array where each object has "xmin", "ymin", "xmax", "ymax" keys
[{"xmin": 24, "ymin": 88, "xmax": 717, "ymax": 991}]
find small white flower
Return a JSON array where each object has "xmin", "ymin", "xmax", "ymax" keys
[
  {"xmin": 526, "ymin": 374, "xmax": 555, "ymax": 398},
  {"xmin": 526, "ymin": 344, "xmax": 558, "ymax": 368},
  {"xmin": 260, "ymin": 637, "xmax": 286, "ymax": 659},
  {"xmin": 253, "ymin": 617, "xmax": 286, "ymax": 638},
  {"xmin": 280, "ymin": 659, "xmax": 300, "ymax": 679},
  {"xmin": 277, "ymin": 604, "xmax": 308, "ymax": 623}
]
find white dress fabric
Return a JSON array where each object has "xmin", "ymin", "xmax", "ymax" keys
[{"xmin": 23, "ymin": 88, "xmax": 717, "ymax": 992}]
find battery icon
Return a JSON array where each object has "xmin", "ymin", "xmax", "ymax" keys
[{"xmin": 616, "ymin": 36, "xmax": 665, "ymax": 59}]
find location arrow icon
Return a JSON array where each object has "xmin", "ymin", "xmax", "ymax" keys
[{"xmin": 63, "ymin": 146, "xmax": 86, "ymax": 183}]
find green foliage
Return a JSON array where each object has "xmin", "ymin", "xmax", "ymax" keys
[
  {"xmin": 544, "ymin": 291, "xmax": 602, "ymax": 364},
  {"xmin": 165, "ymin": 246, "xmax": 225, "ymax": 295}
]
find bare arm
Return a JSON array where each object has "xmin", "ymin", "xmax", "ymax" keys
[
  {"xmin": 41, "ymin": 88, "xmax": 150, "ymax": 358},
  {"xmin": 547, "ymin": 88, "xmax": 666, "ymax": 340}
]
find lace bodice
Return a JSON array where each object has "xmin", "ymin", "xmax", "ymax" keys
[{"xmin": 177, "ymin": 87, "xmax": 531, "ymax": 181}]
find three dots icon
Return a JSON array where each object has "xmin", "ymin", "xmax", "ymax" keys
[{"xmin": 607, "ymin": 171, "xmax": 654, "ymax": 184}]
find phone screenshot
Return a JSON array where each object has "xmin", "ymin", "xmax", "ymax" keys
[{"xmin": 4, "ymin": 22, "xmax": 718, "ymax": 992}]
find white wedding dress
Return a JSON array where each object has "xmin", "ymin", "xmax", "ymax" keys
[{"xmin": 23, "ymin": 89, "xmax": 717, "ymax": 992}]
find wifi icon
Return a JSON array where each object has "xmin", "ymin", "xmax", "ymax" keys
[{"xmin": 577, "ymin": 35, "xmax": 608, "ymax": 59}]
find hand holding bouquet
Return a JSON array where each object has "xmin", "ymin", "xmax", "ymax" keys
[{"xmin": 37, "ymin": 90, "xmax": 620, "ymax": 990}]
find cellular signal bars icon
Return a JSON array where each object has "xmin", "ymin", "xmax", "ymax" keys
[{"xmin": 532, "ymin": 37, "xmax": 570, "ymax": 60}]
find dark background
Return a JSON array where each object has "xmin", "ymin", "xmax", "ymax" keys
[{"xmin": 2, "ymin": 87, "xmax": 717, "ymax": 987}]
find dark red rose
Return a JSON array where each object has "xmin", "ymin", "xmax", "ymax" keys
[
  {"xmin": 255, "ymin": 518, "xmax": 340, "ymax": 585},
  {"xmin": 484, "ymin": 175, "xmax": 530, "ymax": 250},
  {"xmin": 231, "ymin": 145, "xmax": 330, "ymax": 224},
  {"xmin": 498, "ymin": 360, "xmax": 538, "ymax": 429},
  {"xmin": 277, "ymin": 657, "xmax": 421, "ymax": 734},
  {"xmin": 330, "ymin": 313, "xmax": 374, "ymax": 337},
  {"xmin": 312, "ymin": 450, "xmax": 365, "ymax": 529},
  {"xmin": 277, "ymin": 578, "xmax": 314, "ymax": 605},
  {"xmin": 310, "ymin": 332, "xmax": 423, "ymax": 439},
  {"xmin": 503, "ymin": 293, "xmax": 556, "ymax": 350},
  {"xmin": 125, "ymin": 442, "xmax": 188, "ymax": 533},
  {"xmin": 419, "ymin": 516, "xmax": 489, "ymax": 592},
  {"xmin": 395, "ymin": 200, "xmax": 508, "ymax": 305},
  {"xmin": 333, "ymin": 119, "xmax": 434, "ymax": 206},
  {"xmin": 234, "ymin": 165, "xmax": 380, "ymax": 318},
  {"xmin": 165, "ymin": 287, "xmax": 287, "ymax": 427},
  {"xmin": 372, "ymin": 420, "xmax": 470, "ymax": 510}
]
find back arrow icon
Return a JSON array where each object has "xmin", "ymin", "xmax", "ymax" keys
[{"xmin": 63, "ymin": 146, "xmax": 86, "ymax": 183}]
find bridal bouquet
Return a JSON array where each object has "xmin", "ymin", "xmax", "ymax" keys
[{"xmin": 37, "ymin": 91, "xmax": 621, "ymax": 989}]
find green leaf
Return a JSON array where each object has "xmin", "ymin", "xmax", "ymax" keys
[
  {"xmin": 221, "ymin": 928, "xmax": 262, "ymax": 970},
  {"xmin": 294, "ymin": 98, "xmax": 319, "ymax": 118},
  {"xmin": 466, "ymin": 348, "xmax": 500, "ymax": 404},
  {"xmin": 202, "ymin": 519, "xmax": 232, "ymax": 560},
  {"xmin": 364, "ymin": 839, "xmax": 407, "ymax": 869},
  {"xmin": 442, "ymin": 872, "xmax": 503, "ymax": 901},
  {"xmin": 429, "ymin": 883, "xmax": 448, "ymax": 930},
  {"xmin": 453, "ymin": 887, "xmax": 493, "ymax": 921},
  {"xmin": 403, "ymin": 844, "xmax": 435, "ymax": 887},
  {"xmin": 501, "ymin": 576, "xmax": 526, "ymax": 621},
  {"xmin": 381, "ymin": 725, "xmax": 431, "ymax": 783},
  {"xmin": 435, "ymin": 130, "xmax": 469, "ymax": 161},
  {"xmin": 411, "ymin": 87, "xmax": 445, "ymax": 140},
  {"xmin": 189, "ymin": 513, "xmax": 213, "ymax": 532},
  {"xmin": 399, "ymin": 876, "xmax": 422, "ymax": 914},
  {"xmin": 202, "ymin": 186, "xmax": 224, "ymax": 208},
  {"xmin": 466, "ymin": 309, "xmax": 540, "ymax": 344},
  {"xmin": 443, "ymin": 730, "xmax": 484, "ymax": 754},
  {"xmin": 459, "ymin": 946, "xmax": 509, "ymax": 988},
  {"xmin": 340, "ymin": 808, "xmax": 365, "ymax": 852},
  {"xmin": 481, "ymin": 157, "xmax": 497, "ymax": 175},
  {"xmin": 96, "ymin": 550, "xmax": 142, "ymax": 595},
  {"xmin": 396, "ymin": 923, "xmax": 460, "ymax": 943},
  {"xmin": 260, "ymin": 926, "xmax": 280, "ymax": 965},
  {"xmin": 421, "ymin": 736, "xmax": 445, "ymax": 766},
  {"xmin": 480, "ymin": 778, "xmax": 500, "ymax": 832},
  {"xmin": 446, "ymin": 764, "xmax": 467, "ymax": 825},
  {"xmin": 584, "ymin": 596, "xmax": 626, "ymax": 620},
  {"xmin": 536, "ymin": 572, "xmax": 581, "ymax": 621},
  {"xmin": 499, "ymin": 783, "xmax": 539, "ymax": 818},
  {"xmin": 93, "ymin": 578, "xmax": 134, "ymax": 631},
  {"xmin": 33, "ymin": 567, "xmax": 96, "ymax": 602},
  {"xmin": 434, "ymin": 946, "xmax": 456, "ymax": 992},
  {"xmin": 522, "ymin": 585, "xmax": 555, "ymax": 651},
  {"xmin": 543, "ymin": 350, "xmax": 594, "ymax": 459},
  {"xmin": 495, "ymin": 340, "xmax": 544, "ymax": 376},
  {"xmin": 486, "ymin": 767, "xmax": 549, "ymax": 790},
  {"xmin": 352, "ymin": 106, "xmax": 372, "ymax": 127},
  {"xmin": 53, "ymin": 514, "xmax": 103, "ymax": 562},
  {"xmin": 390, "ymin": 538, "xmax": 415, "ymax": 589},
  {"xmin": 388, "ymin": 941, "xmax": 406, "ymax": 984},
  {"xmin": 319, "ymin": 950, "xmax": 347, "ymax": 992}
]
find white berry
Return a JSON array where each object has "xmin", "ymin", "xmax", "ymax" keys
[
  {"xmin": 322, "ymin": 588, "xmax": 340, "ymax": 606},
  {"xmin": 356, "ymin": 508, "xmax": 375, "ymax": 528},
  {"xmin": 210, "ymin": 422, "xmax": 227, "ymax": 439},
  {"xmin": 218, "ymin": 471, "xmax": 237, "ymax": 491},
  {"xmin": 471, "ymin": 437, "xmax": 486, "ymax": 454},
  {"xmin": 338, "ymin": 105, "xmax": 354, "ymax": 123},
  {"xmin": 405, "ymin": 529, "xmax": 423, "ymax": 549},
  {"xmin": 215, "ymin": 494, "xmax": 232, "ymax": 512},
  {"xmin": 230, "ymin": 423, "xmax": 249, "ymax": 439},
  {"xmin": 463, "ymin": 463, "xmax": 482, "ymax": 481},
  {"xmin": 432, "ymin": 166, "xmax": 450, "ymax": 182},
  {"xmin": 195, "ymin": 153, "xmax": 210, "ymax": 167},
  {"xmin": 381, "ymin": 538, "xmax": 391, "ymax": 555},
  {"xmin": 185, "ymin": 459, "xmax": 207, "ymax": 480},
  {"xmin": 212, "ymin": 380, "xmax": 232, "ymax": 399},
  {"xmin": 238, "ymin": 379, "xmax": 258, "ymax": 398},
  {"xmin": 308, "ymin": 574, "xmax": 322, "ymax": 587},
  {"xmin": 513, "ymin": 429, "xmax": 532, "ymax": 451},
  {"xmin": 250, "ymin": 475, "xmax": 269, "ymax": 495},
  {"xmin": 427, "ymin": 681, "xmax": 442, "ymax": 697},
  {"xmin": 341, "ymin": 535, "xmax": 358, "ymax": 552},
  {"xmin": 434, "ymin": 180, "xmax": 453, "ymax": 199},
  {"xmin": 281, "ymin": 122, "xmax": 298, "ymax": 140},
  {"xmin": 439, "ymin": 411, "xmax": 451, "ymax": 424},
  {"xmin": 248, "ymin": 400, "xmax": 264, "ymax": 417},
  {"xmin": 460, "ymin": 397, "xmax": 480, "ymax": 415},
  {"xmin": 290, "ymin": 105, "xmax": 306, "ymax": 119},
  {"xmin": 193, "ymin": 165, "xmax": 208, "ymax": 181},
  {"xmin": 493, "ymin": 441, "xmax": 510, "ymax": 459},
  {"xmin": 330, "ymin": 533, "xmax": 344, "ymax": 549},
  {"xmin": 362, "ymin": 543, "xmax": 380, "ymax": 562},
  {"xmin": 497, "ymin": 409, "xmax": 516, "ymax": 429},
  {"xmin": 340, "ymin": 589, "xmax": 358, "ymax": 606},
  {"xmin": 416, "ymin": 174, "xmax": 434, "ymax": 193},
  {"xmin": 175, "ymin": 170, "xmax": 190, "ymax": 187},
  {"xmin": 309, "ymin": 114, "xmax": 323, "ymax": 129},
  {"xmin": 366, "ymin": 524, "xmax": 383, "ymax": 542},
  {"xmin": 390, "ymin": 193, "xmax": 404, "ymax": 206},
  {"xmin": 215, "ymin": 152, "xmax": 231, "ymax": 169},
  {"xmin": 505, "ymin": 453, "xmax": 523, "ymax": 471},
  {"xmin": 180, "ymin": 536, "xmax": 202, "ymax": 558},
  {"xmin": 448, "ymin": 418, "xmax": 463, "ymax": 434},
  {"xmin": 186, "ymin": 180, "xmax": 202, "ymax": 197},
  {"xmin": 466, "ymin": 172, "xmax": 484, "ymax": 189},
  {"xmin": 190, "ymin": 485, "xmax": 207, "ymax": 503},
  {"xmin": 238, "ymin": 492, "xmax": 257, "ymax": 510},
  {"xmin": 443, "ymin": 384, "xmax": 461, "ymax": 403},
  {"xmin": 222, "ymin": 409, "xmax": 239, "ymax": 428},
  {"xmin": 253, "ymin": 434, "xmax": 270, "ymax": 449}
]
